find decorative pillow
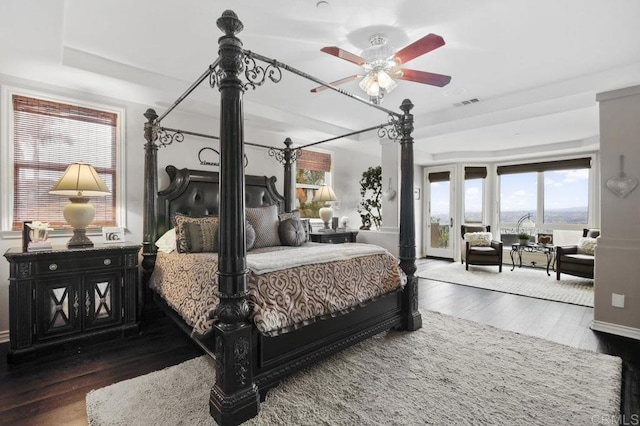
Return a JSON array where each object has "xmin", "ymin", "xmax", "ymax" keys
[
  {"xmin": 173, "ymin": 214, "xmax": 219, "ymax": 253},
  {"xmin": 155, "ymin": 228, "xmax": 176, "ymax": 253},
  {"xmin": 464, "ymin": 232, "xmax": 492, "ymax": 247},
  {"xmin": 246, "ymin": 220, "xmax": 256, "ymax": 251},
  {"xmin": 278, "ymin": 210, "xmax": 301, "ymax": 222},
  {"xmin": 577, "ymin": 237, "xmax": 597, "ymax": 255},
  {"xmin": 246, "ymin": 205, "xmax": 281, "ymax": 248},
  {"xmin": 585, "ymin": 229, "xmax": 601, "ymax": 239},
  {"xmin": 279, "ymin": 218, "xmax": 306, "ymax": 247},
  {"xmin": 279, "ymin": 210, "xmax": 311, "ymax": 242},
  {"xmin": 300, "ymin": 219, "xmax": 311, "ymax": 242}
]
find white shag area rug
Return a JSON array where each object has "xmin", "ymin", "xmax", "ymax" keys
[
  {"xmin": 417, "ymin": 262, "xmax": 594, "ymax": 307},
  {"xmin": 86, "ymin": 311, "xmax": 620, "ymax": 426}
]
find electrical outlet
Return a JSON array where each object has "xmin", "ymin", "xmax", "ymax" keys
[{"xmin": 612, "ymin": 293, "xmax": 625, "ymax": 308}]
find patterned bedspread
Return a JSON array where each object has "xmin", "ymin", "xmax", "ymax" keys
[{"xmin": 149, "ymin": 243, "xmax": 403, "ymax": 337}]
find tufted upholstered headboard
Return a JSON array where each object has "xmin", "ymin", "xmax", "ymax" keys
[{"xmin": 155, "ymin": 165, "xmax": 285, "ymax": 237}]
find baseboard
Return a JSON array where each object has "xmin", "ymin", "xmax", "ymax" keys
[
  {"xmin": 0, "ymin": 329, "xmax": 9, "ymax": 344},
  {"xmin": 591, "ymin": 320, "xmax": 640, "ymax": 340}
]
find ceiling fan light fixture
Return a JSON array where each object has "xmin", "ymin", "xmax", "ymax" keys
[
  {"xmin": 377, "ymin": 70, "xmax": 397, "ymax": 92},
  {"xmin": 359, "ymin": 73, "xmax": 380, "ymax": 96}
]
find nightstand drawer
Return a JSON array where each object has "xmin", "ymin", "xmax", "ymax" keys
[
  {"xmin": 310, "ymin": 231, "xmax": 358, "ymax": 244},
  {"xmin": 325, "ymin": 234, "xmax": 351, "ymax": 244},
  {"xmin": 35, "ymin": 255, "xmax": 121, "ymax": 275}
]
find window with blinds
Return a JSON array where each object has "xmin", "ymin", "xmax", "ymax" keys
[
  {"xmin": 12, "ymin": 95, "xmax": 118, "ymax": 230},
  {"xmin": 498, "ymin": 157, "xmax": 591, "ymax": 225},
  {"xmin": 464, "ymin": 166, "xmax": 487, "ymax": 223},
  {"xmin": 295, "ymin": 149, "xmax": 332, "ymax": 219}
]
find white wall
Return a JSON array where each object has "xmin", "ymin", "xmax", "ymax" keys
[{"xmin": 330, "ymin": 135, "xmax": 381, "ymax": 231}]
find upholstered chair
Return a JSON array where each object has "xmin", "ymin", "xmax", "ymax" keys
[
  {"xmin": 461, "ymin": 225, "xmax": 504, "ymax": 272},
  {"xmin": 556, "ymin": 229, "xmax": 599, "ymax": 280}
]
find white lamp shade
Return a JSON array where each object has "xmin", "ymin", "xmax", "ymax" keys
[
  {"xmin": 49, "ymin": 162, "xmax": 110, "ymax": 197},
  {"xmin": 313, "ymin": 185, "xmax": 337, "ymax": 203}
]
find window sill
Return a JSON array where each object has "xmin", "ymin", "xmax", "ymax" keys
[{"xmin": 1, "ymin": 227, "xmax": 125, "ymax": 241}]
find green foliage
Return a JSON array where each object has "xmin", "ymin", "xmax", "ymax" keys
[
  {"xmin": 438, "ymin": 225, "xmax": 450, "ymax": 248},
  {"xmin": 516, "ymin": 232, "xmax": 531, "ymax": 240},
  {"xmin": 296, "ymin": 168, "xmax": 325, "ymax": 186},
  {"xmin": 357, "ymin": 166, "xmax": 382, "ymax": 229},
  {"xmin": 298, "ymin": 201, "xmax": 323, "ymax": 218}
]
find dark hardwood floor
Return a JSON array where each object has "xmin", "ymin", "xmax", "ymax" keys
[{"xmin": 0, "ymin": 259, "xmax": 638, "ymax": 425}]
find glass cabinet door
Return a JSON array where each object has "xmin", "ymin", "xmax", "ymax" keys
[
  {"xmin": 36, "ymin": 277, "xmax": 81, "ymax": 340},
  {"xmin": 83, "ymin": 272, "xmax": 122, "ymax": 330}
]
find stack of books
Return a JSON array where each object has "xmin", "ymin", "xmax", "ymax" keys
[{"xmin": 28, "ymin": 241, "xmax": 53, "ymax": 252}]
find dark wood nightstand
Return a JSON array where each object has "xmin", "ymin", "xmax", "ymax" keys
[
  {"xmin": 4, "ymin": 242, "xmax": 141, "ymax": 363},
  {"xmin": 310, "ymin": 230, "xmax": 358, "ymax": 244}
]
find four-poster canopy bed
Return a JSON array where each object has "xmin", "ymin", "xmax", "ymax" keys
[{"xmin": 141, "ymin": 10, "xmax": 422, "ymax": 426}]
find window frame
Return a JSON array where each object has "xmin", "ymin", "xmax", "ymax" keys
[
  {"xmin": 294, "ymin": 147, "xmax": 334, "ymax": 222},
  {"xmin": 463, "ymin": 166, "xmax": 487, "ymax": 224},
  {"xmin": 496, "ymin": 154, "xmax": 597, "ymax": 233},
  {"xmin": 0, "ymin": 86, "xmax": 126, "ymax": 234}
]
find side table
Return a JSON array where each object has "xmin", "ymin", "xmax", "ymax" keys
[
  {"xmin": 4, "ymin": 242, "xmax": 141, "ymax": 362},
  {"xmin": 310, "ymin": 230, "xmax": 358, "ymax": 244},
  {"xmin": 510, "ymin": 243, "xmax": 556, "ymax": 276}
]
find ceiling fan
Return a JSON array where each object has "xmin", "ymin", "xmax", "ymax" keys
[{"xmin": 312, "ymin": 33, "xmax": 451, "ymax": 103}]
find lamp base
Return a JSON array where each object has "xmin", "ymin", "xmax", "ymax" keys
[
  {"xmin": 319, "ymin": 206, "xmax": 333, "ymax": 230},
  {"xmin": 67, "ymin": 229, "xmax": 94, "ymax": 248}
]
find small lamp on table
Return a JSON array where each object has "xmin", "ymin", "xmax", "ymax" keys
[
  {"xmin": 49, "ymin": 162, "xmax": 111, "ymax": 248},
  {"xmin": 313, "ymin": 184, "xmax": 337, "ymax": 231}
]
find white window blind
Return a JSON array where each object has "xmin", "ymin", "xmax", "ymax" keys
[{"xmin": 12, "ymin": 95, "xmax": 117, "ymax": 230}]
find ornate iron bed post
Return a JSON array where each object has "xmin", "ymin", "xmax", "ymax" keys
[
  {"xmin": 141, "ymin": 108, "xmax": 159, "ymax": 294},
  {"xmin": 209, "ymin": 10, "xmax": 260, "ymax": 426},
  {"xmin": 282, "ymin": 138, "xmax": 294, "ymax": 212},
  {"xmin": 398, "ymin": 99, "xmax": 422, "ymax": 331}
]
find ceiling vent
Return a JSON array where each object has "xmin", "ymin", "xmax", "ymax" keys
[{"xmin": 454, "ymin": 98, "xmax": 480, "ymax": 107}]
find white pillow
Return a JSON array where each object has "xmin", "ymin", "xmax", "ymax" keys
[
  {"xmin": 464, "ymin": 232, "xmax": 492, "ymax": 247},
  {"xmin": 577, "ymin": 237, "xmax": 597, "ymax": 255},
  {"xmin": 155, "ymin": 228, "xmax": 177, "ymax": 253}
]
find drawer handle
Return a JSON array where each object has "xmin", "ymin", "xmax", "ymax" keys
[
  {"xmin": 49, "ymin": 263, "xmax": 58, "ymax": 271},
  {"xmin": 103, "ymin": 259, "xmax": 112, "ymax": 266}
]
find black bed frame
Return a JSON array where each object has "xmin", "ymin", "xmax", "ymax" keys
[{"xmin": 141, "ymin": 10, "xmax": 421, "ymax": 426}]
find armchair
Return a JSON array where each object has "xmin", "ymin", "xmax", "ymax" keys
[
  {"xmin": 461, "ymin": 225, "xmax": 504, "ymax": 272},
  {"xmin": 556, "ymin": 229, "xmax": 599, "ymax": 280}
]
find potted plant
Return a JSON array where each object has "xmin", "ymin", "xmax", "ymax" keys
[
  {"xmin": 517, "ymin": 232, "xmax": 531, "ymax": 246},
  {"xmin": 357, "ymin": 166, "xmax": 382, "ymax": 230}
]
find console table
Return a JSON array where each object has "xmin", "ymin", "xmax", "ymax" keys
[{"xmin": 510, "ymin": 243, "xmax": 556, "ymax": 276}]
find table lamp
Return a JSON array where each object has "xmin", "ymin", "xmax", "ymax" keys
[
  {"xmin": 313, "ymin": 184, "xmax": 337, "ymax": 230},
  {"xmin": 49, "ymin": 162, "xmax": 110, "ymax": 248}
]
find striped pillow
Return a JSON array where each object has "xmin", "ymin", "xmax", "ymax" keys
[{"xmin": 173, "ymin": 214, "xmax": 219, "ymax": 253}]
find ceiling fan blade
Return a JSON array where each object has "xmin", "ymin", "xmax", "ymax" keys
[
  {"xmin": 320, "ymin": 46, "xmax": 366, "ymax": 66},
  {"xmin": 393, "ymin": 34, "xmax": 445, "ymax": 65},
  {"xmin": 311, "ymin": 75, "xmax": 362, "ymax": 93},
  {"xmin": 396, "ymin": 69, "xmax": 451, "ymax": 87}
]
